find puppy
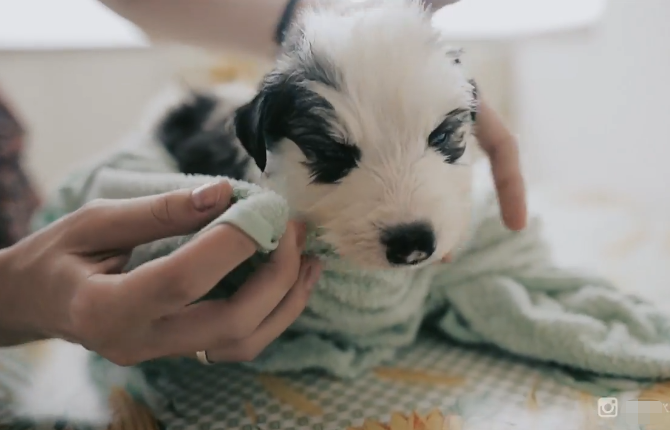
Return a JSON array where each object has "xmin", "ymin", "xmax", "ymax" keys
[{"xmin": 158, "ymin": 0, "xmax": 479, "ymax": 269}]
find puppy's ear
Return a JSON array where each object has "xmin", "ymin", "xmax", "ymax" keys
[{"xmin": 234, "ymin": 94, "xmax": 267, "ymax": 172}]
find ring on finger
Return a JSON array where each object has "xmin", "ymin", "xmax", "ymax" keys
[{"xmin": 196, "ymin": 350, "xmax": 214, "ymax": 365}]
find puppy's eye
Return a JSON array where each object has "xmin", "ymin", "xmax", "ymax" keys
[
  {"xmin": 431, "ymin": 131, "xmax": 449, "ymax": 146},
  {"xmin": 428, "ymin": 108, "xmax": 470, "ymax": 164}
]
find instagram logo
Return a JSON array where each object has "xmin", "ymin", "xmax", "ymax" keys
[{"xmin": 598, "ymin": 397, "xmax": 618, "ymax": 418}]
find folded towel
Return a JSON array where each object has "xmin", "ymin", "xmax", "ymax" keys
[{"xmin": 31, "ymin": 137, "xmax": 670, "ymax": 407}]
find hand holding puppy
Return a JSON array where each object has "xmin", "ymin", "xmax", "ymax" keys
[{"xmin": 0, "ymin": 181, "xmax": 321, "ymax": 365}]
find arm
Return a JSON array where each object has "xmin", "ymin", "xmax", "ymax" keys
[{"xmin": 98, "ymin": 0, "xmax": 299, "ymax": 59}]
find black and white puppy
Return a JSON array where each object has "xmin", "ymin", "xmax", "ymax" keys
[{"xmin": 158, "ymin": 0, "xmax": 478, "ymax": 269}]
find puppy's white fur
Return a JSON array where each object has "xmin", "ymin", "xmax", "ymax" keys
[{"xmin": 250, "ymin": 0, "xmax": 477, "ymax": 268}]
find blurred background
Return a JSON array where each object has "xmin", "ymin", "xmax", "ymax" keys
[{"xmin": 0, "ymin": 0, "xmax": 668, "ymax": 304}]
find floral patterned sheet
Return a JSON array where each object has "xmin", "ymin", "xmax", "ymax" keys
[{"xmin": 1, "ymin": 335, "xmax": 669, "ymax": 430}]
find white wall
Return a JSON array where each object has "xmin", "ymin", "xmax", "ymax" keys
[
  {"xmin": 0, "ymin": 49, "xmax": 173, "ymax": 191},
  {"xmin": 512, "ymin": 0, "xmax": 670, "ymax": 211}
]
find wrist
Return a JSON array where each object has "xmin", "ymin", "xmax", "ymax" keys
[{"xmin": 0, "ymin": 246, "xmax": 49, "ymax": 347}]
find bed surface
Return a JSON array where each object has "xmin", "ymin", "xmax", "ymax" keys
[{"xmin": 3, "ymin": 333, "xmax": 666, "ymax": 430}]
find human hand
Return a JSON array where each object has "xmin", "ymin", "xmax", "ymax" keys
[
  {"xmin": 474, "ymin": 100, "xmax": 527, "ymax": 231},
  {"xmin": 0, "ymin": 181, "xmax": 322, "ymax": 365},
  {"xmin": 423, "ymin": 0, "xmax": 527, "ymax": 230}
]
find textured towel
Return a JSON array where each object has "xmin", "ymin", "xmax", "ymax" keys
[{"xmin": 31, "ymin": 136, "xmax": 670, "ymax": 408}]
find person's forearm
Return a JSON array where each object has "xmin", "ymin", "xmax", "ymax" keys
[{"xmin": 99, "ymin": 0, "xmax": 302, "ymax": 59}]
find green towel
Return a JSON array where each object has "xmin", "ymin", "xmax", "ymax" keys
[{"xmin": 31, "ymin": 138, "xmax": 670, "ymax": 409}]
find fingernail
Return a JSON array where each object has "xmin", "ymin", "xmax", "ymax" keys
[{"xmin": 192, "ymin": 182, "xmax": 222, "ymax": 211}]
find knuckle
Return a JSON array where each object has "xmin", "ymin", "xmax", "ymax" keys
[
  {"xmin": 149, "ymin": 195, "xmax": 174, "ymax": 226},
  {"xmin": 70, "ymin": 199, "xmax": 110, "ymax": 224},
  {"xmin": 80, "ymin": 198, "xmax": 111, "ymax": 216}
]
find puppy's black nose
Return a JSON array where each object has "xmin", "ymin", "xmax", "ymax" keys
[{"xmin": 381, "ymin": 221, "xmax": 436, "ymax": 266}]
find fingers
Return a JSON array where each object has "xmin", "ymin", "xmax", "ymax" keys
[
  {"xmin": 207, "ymin": 259, "xmax": 322, "ymax": 362},
  {"xmin": 475, "ymin": 100, "xmax": 528, "ymax": 231},
  {"xmin": 148, "ymin": 251, "xmax": 319, "ymax": 359},
  {"xmin": 223, "ymin": 222, "xmax": 307, "ymax": 319},
  {"xmin": 112, "ymin": 221, "xmax": 261, "ymax": 318},
  {"xmin": 68, "ymin": 180, "xmax": 234, "ymax": 251},
  {"xmin": 69, "ymin": 218, "xmax": 315, "ymax": 366},
  {"xmin": 146, "ymin": 222, "xmax": 306, "ymax": 350}
]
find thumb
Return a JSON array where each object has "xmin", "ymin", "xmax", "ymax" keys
[{"xmin": 70, "ymin": 180, "xmax": 234, "ymax": 251}]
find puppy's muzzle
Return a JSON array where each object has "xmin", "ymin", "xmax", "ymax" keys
[{"xmin": 380, "ymin": 221, "xmax": 436, "ymax": 266}]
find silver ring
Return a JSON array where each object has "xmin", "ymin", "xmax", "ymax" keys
[{"xmin": 196, "ymin": 350, "xmax": 214, "ymax": 365}]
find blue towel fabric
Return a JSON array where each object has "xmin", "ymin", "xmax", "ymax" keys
[{"xmin": 30, "ymin": 138, "xmax": 670, "ymax": 409}]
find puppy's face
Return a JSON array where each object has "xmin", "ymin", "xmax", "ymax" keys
[{"xmin": 236, "ymin": 0, "xmax": 477, "ymax": 269}]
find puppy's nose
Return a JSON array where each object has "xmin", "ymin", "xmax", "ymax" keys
[{"xmin": 381, "ymin": 222, "xmax": 436, "ymax": 266}]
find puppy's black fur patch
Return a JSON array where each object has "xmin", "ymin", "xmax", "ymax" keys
[
  {"xmin": 157, "ymin": 93, "xmax": 250, "ymax": 179},
  {"xmin": 171, "ymin": 124, "xmax": 251, "ymax": 179},
  {"xmin": 158, "ymin": 39, "xmax": 358, "ymax": 184},
  {"xmin": 469, "ymin": 79, "xmax": 478, "ymax": 122},
  {"xmin": 428, "ymin": 108, "xmax": 469, "ymax": 164},
  {"xmin": 157, "ymin": 93, "xmax": 217, "ymax": 155},
  {"xmin": 235, "ymin": 70, "xmax": 360, "ymax": 184}
]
